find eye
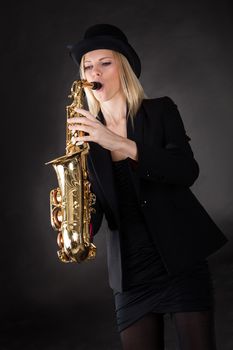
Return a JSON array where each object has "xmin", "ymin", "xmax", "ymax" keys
[
  {"xmin": 84, "ymin": 65, "xmax": 92, "ymax": 71},
  {"xmin": 102, "ymin": 62, "xmax": 111, "ymax": 66}
]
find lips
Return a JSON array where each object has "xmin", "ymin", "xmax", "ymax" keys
[
  {"xmin": 95, "ymin": 83, "xmax": 104, "ymax": 92},
  {"xmin": 91, "ymin": 81, "xmax": 103, "ymax": 90}
]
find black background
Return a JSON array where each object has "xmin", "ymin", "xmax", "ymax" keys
[{"xmin": 2, "ymin": 0, "xmax": 233, "ymax": 349}]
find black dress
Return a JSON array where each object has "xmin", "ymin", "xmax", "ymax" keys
[{"xmin": 112, "ymin": 158, "xmax": 214, "ymax": 333}]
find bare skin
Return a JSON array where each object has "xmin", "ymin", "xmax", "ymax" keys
[{"xmin": 67, "ymin": 49, "xmax": 138, "ymax": 162}]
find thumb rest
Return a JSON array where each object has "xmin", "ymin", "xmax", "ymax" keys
[{"xmin": 46, "ymin": 79, "xmax": 102, "ymax": 263}]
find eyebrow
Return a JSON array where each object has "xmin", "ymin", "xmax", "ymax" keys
[{"xmin": 84, "ymin": 56, "xmax": 113, "ymax": 63}]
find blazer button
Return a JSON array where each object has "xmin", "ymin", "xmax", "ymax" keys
[{"xmin": 141, "ymin": 200, "xmax": 147, "ymax": 207}]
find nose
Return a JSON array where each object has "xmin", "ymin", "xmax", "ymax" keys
[{"xmin": 91, "ymin": 64, "xmax": 102, "ymax": 77}]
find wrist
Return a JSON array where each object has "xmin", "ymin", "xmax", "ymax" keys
[{"xmin": 116, "ymin": 137, "xmax": 138, "ymax": 161}]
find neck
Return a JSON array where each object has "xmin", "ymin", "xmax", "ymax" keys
[{"xmin": 100, "ymin": 94, "xmax": 127, "ymax": 126}]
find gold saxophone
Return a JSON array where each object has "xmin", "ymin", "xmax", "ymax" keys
[{"xmin": 46, "ymin": 79, "xmax": 101, "ymax": 263}]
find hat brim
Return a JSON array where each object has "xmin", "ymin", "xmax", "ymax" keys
[{"xmin": 68, "ymin": 35, "xmax": 141, "ymax": 78}]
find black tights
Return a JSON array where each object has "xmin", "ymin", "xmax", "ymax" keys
[{"xmin": 120, "ymin": 311, "xmax": 217, "ymax": 350}]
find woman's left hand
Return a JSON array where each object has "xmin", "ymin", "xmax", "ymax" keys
[{"xmin": 67, "ymin": 108, "xmax": 123, "ymax": 151}]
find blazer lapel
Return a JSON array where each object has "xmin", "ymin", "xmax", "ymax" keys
[
  {"xmin": 88, "ymin": 110, "xmax": 119, "ymax": 224},
  {"xmin": 127, "ymin": 103, "xmax": 144, "ymax": 201},
  {"xmin": 89, "ymin": 141, "xmax": 120, "ymax": 224},
  {"xmin": 88, "ymin": 104, "xmax": 144, "ymax": 224}
]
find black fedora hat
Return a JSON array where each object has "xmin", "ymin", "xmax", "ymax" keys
[{"xmin": 68, "ymin": 24, "xmax": 141, "ymax": 78}]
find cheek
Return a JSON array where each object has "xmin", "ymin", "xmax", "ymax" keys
[
  {"xmin": 108, "ymin": 69, "xmax": 121, "ymax": 87},
  {"xmin": 106, "ymin": 65, "xmax": 119, "ymax": 78},
  {"xmin": 83, "ymin": 71, "xmax": 91, "ymax": 80}
]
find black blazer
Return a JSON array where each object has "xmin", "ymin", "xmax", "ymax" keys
[{"xmin": 87, "ymin": 96, "xmax": 228, "ymax": 292}]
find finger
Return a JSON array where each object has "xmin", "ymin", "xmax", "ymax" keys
[
  {"xmin": 67, "ymin": 116, "xmax": 96, "ymax": 126},
  {"xmin": 74, "ymin": 108, "xmax": 96, "ymax": 121},
  {"xmin": 68, "ymin": 124, "xmax": 78, "ymax": 130},
  {"xmin": 67, "ymin": 117, "xmax": 78, "ymax": 123},
  {"xmin": 74, "ymin": 135, "xmax": 92, "ymax": 142},
  {"xmin": 68, "ymin": 124, "xmax": 92, "ymax": 133}
]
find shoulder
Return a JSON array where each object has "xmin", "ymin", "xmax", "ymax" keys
[
  {"xmin": 141, "ymin": 96, "xmax": 187, "ymax": 131},
  {"xmin": 141, "ymin": 98, "xmax": 192, "ymax": 145},
  {"xmin": 142, "ymin": 96, "xmax": 177, "ymax": 109},
  {"xmin": 141, "ymin": 96, "xmax": 179, "ymax": 119}
]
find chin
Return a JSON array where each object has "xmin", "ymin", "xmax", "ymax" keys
[{"xmin": 95, "ymin": 94, "xmax": 111, "ymax": 103}]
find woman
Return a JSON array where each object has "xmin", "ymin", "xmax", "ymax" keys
[{"xmin": 67, "ymin": 24, "xmax": 228, "ymax": 350}]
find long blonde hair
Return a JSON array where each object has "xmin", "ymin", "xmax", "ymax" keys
[{"xmin": 79, "ymin": 50, "xmax": 147, "ymax": 123}]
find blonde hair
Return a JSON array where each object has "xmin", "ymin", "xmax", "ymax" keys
[{"xmin": 79, "ymin": 50, "xmax": 147, "ymax": 124}]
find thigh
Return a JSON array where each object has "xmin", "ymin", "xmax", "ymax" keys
[
  {"xmin": 172, "ymin": 310, "xmax": 217, "ymax": 350},
  {"xmin": 120, "ymin": 312, "xmax": 165, "ymax": 350}
]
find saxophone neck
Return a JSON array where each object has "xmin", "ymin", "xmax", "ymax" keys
[
  {"xmin": 66, "ymin": 80, "xmax": 85, "ymax": 155},
  {"xmin": 65, "ymin": 79, "xmax": 102, "ymax": 155}
]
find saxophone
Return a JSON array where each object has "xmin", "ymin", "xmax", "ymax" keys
[{"xmin": 46, "ymin": 79, "xmax": 102, "ymax": 263}]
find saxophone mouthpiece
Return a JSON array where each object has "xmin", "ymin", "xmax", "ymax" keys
[{"xmin": 91, "ymin": 82, "xmax": 102, "ymax": 90}]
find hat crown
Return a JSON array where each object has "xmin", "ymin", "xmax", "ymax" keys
[
  {"xmin": 69, "ymin": 23, "xmax": 141, "ymax": 77},
  {"xmin": 84, "ymin": 24, "xmax": 128, "ymax": 43}
]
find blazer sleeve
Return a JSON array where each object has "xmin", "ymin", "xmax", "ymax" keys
[{"xmin": 133, "ymin": 96, "xmax": 200, "ymax": 187}]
